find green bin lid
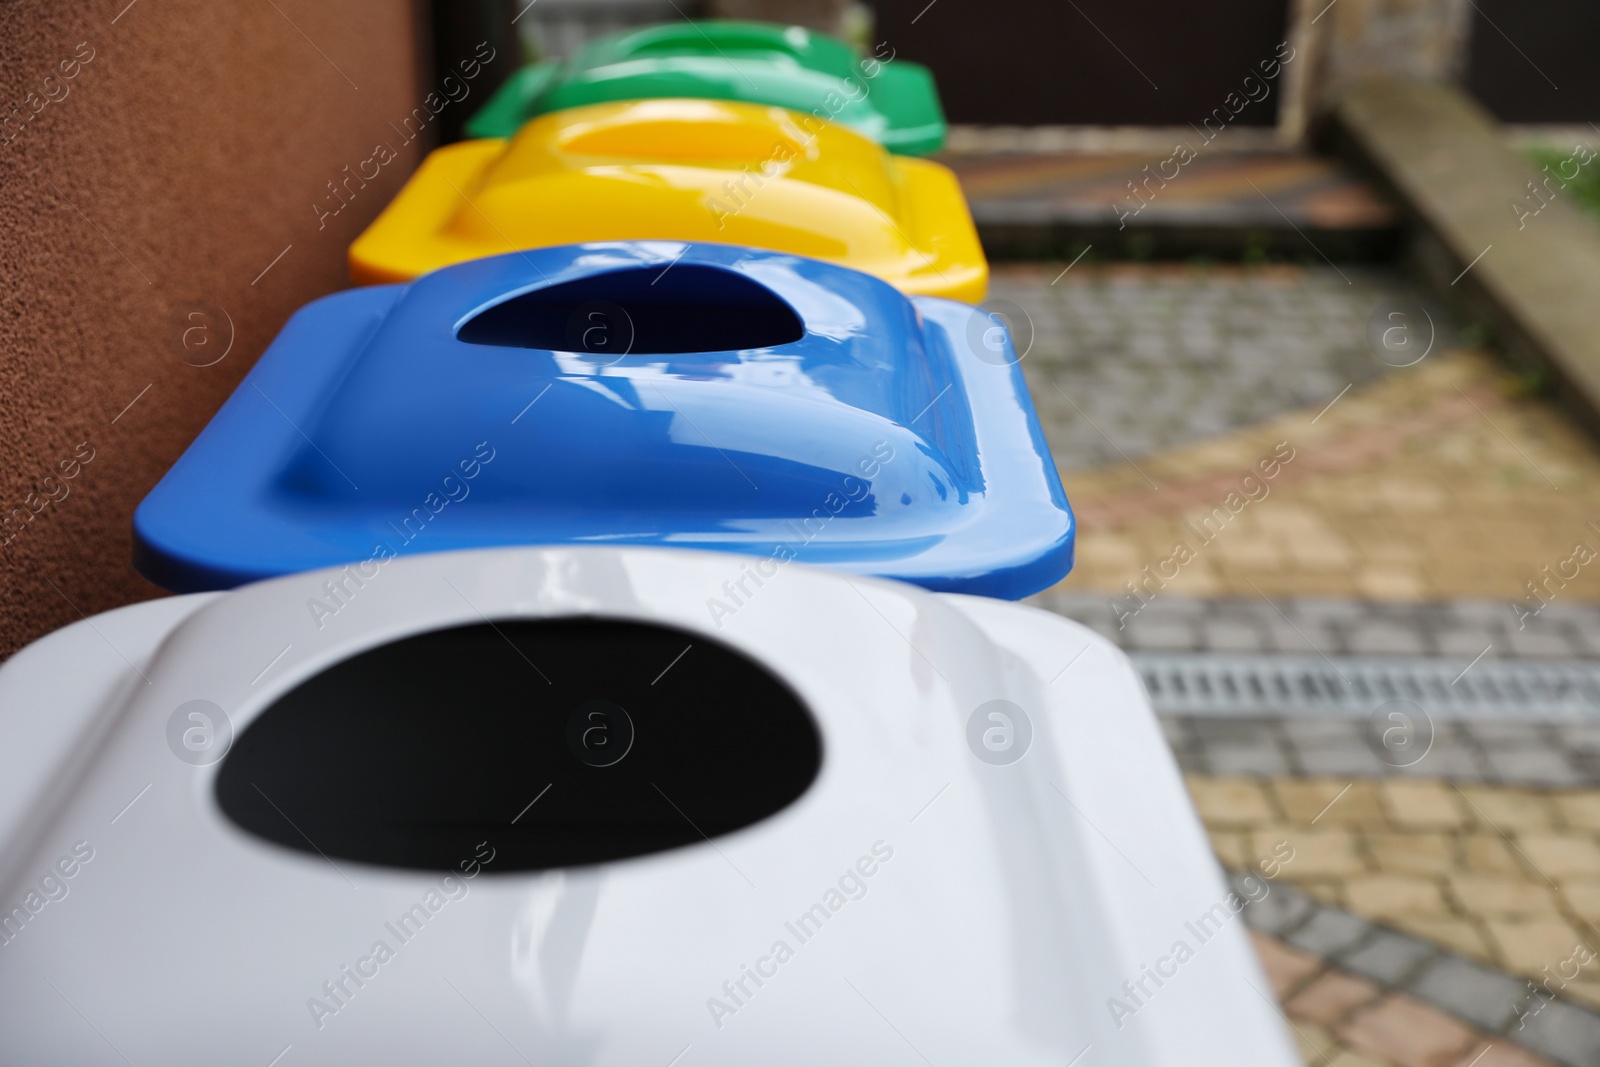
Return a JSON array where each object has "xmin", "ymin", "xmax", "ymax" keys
[{"xmin": 464, "ymin": 19, "xmax": 946, "ymax": 155}]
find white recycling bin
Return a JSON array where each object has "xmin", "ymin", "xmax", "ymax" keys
[{"xmin": 0, "ymin": 546, "xmax": 1296, "ymax": 1066}]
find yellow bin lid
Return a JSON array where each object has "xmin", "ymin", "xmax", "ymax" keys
[{"xmin": 348, "ymin": 98, "xmax": 987, "ymax": 303}]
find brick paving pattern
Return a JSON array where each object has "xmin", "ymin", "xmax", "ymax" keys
[
  {"xmin": 1243, "ymin": 874, "xmax": 1599, "ymax": 1067},
  {"xmin": 996, "ymin": 261, "xmax": 1600, "ymax": 1064},
  {"xmin": 1165, "ymin": 719, "xmax": 1600, "ymax": 788},
  {"xmin": 1001, "ymin": 261, "xmax": 1600, "ymax": 604},
  {"xmin": 1253, "ymin": 925, "xmax": 1576, "ymax": 1067},
  {"xmin": 994, "ymin": 263, "xmax": 1413, "ymax": 470},
  {"xmin": 1034, "ymin": 592, "xmax": 1600, "ymax": 661},
  {"xmin": 1192, "ymin": 777, "xmax": 1600, "ymax": 1020}
]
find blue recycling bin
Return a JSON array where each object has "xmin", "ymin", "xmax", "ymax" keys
[{"xmin": 134, "ymin": 242, "xmax": 1073, "ymax": 599}]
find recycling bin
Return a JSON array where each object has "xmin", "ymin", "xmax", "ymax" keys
[
  {"xmin": 348, "ymin": 98, "xmax": 986, "ymax": 302},
  {"xmin": 136, "ymin": 242, "xmax": 1066, "ymax": 596},
  {"xmin": 463, "ymin": 19, "xmax": 948, "ymax": 156},
  {"xmin": 0, "ymin": 544, "xmax": 1299, "ymax": 1065}
]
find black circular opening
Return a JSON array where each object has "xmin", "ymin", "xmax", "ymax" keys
[
  {"xmin": 215, "ymin": 619, "xmax": 821, "ymax": 873},
  {"xmin": 455, "ymin": 264, "xmax": 806, "ymax": 355}
]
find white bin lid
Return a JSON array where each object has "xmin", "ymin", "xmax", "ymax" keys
[{"xmin": 0, "ymin": 546, "xmax": 1295, "ymax": 1066}]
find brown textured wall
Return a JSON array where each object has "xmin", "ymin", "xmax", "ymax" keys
[{"xmin": 0, "ymin": 2, "xmax": 433, "ymax": 659}]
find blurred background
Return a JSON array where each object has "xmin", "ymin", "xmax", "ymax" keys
[{"xmin": 4, "ymin": 1, "xmax": 1600, "ymax": 1063}]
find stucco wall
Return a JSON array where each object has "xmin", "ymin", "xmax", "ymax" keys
[{"xmin": 0, "ymin": 2, "xmax": 440, "ymax": 658}]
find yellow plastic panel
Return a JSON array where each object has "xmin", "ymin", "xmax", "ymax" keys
[{"xmin": 348, "ymin": 99, "xmax": 987, "ymax": 302}]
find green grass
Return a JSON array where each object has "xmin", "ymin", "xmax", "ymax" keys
[{"xmin": 1527, "ymin": 146, "xmax": 1600, "ymax": 222}]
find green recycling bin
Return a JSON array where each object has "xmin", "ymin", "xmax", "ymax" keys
[{"xmin": 464, "ymin": 19, "xmax": 947, "ymax": 156}]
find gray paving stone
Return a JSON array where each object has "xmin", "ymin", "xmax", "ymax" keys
[
  {"xmin": 1507, "ymin": 628, "xmax": 1586, "ymax": 659},
  {"xmin": 1284, "ymin": 906, "xmax": 1371, "ymax": 958},
  {"xmin": 1346, "ymin": 623, "xmax": 1429, "ymax": 657},
  {"xmin": 1236, "ymin": 876, "xmax": 1317, "ymax": 937},
  {"xmin": 1556, "ymin": 723, "xmax": 1600, "ymax": 750},
  {"xmin": 1157, "ymin": 716, "xmax": 1191, "ymax": 749},
  {"xmin": 1462, "ymin": 721, "xmax": 1556, "ymax": 746},
  {"xmin": 1005, "ymin": 264, "xmax": 1433, "ymax": 473},
  {"xmin": 1394, "ymin": 748, "xmax": 1488, "ymax": 779},
  {"xmin": 1448, "ymin": 599, "xmax": 1526, "ymax": 626},
  {"xmin": 1296, "ymin": 746, "xmax": 1390, "ymax": 777},
  {"xmin": 1435, "ymin": 628, "xmax": 1501, "ymax": 659},
  {"xmin": 1514, "ymin": 995, "xmax": 1600, "ymax": 1067},
  {"xmin": 1126, "ymin": 620, "xmax": 1199, "ymax": 652},
  {"xmin": 1187, "ymin": 717, "xmax": 1279, "ymax": 741},
  {"xmin": 1040, "ymin": 591, "xmax": 1600, "ymax": 665},
  {"xmin": 1335, "ymin": 926, "xmax": 1438, "ymax": 986},
  {"xmin": 1200, "ymin": 621, "xmax": 1270, "ymax": 653},
  {"xmin": 1407, "ymin": 954, "xmax": 1525, "ymax": 1033},
  {"xmin": 1133, "ymin": 597, "xmax": 1211, "ymax": 622},
  {"xmin": 1483, "ymin": 749, "xmax": 1584, "ymax": 786},
  {"xmin": 1205, "ymin": 741, "xmax": 1291, "ymax": 777},
  {"xmin": 1279, "ymin": 718, "xmax": 1367, "ymax": 745},
  {"xmin": 1290, "ymin": 598, "xmax": 1375, "ymax": 625},
  {"xmin": 1267, "ymin": 620, "xmax": 1338, "ymax": 656}
]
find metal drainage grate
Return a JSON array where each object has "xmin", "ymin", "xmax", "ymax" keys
[{"xmin": 1129, "ymin": 653, "xmax": 1600, "ymax": 721}]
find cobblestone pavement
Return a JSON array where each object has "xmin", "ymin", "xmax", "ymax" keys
[
  {"xmin": 1194, "ymin": 778, "xmax": 1600, "ymax": 1020},
  {"xmin": 1252, "ymin": 923, "xmax": 1584, "ymax": 1067},
  {"xmin": 994, "ymin": 263, "xmax": 1420, "ymax": 471},
  {"xmin": 1166, "ymin": 719, "xmax": 1600, "ymax": 788},
  {"xmin": 1053, "ymin": 349, "xmax": 1600, "ymax": 603},
  {"xmin": 1034, "ymin": 592, "xmax": 1600, "ymax": 659},
  {"xmin": 1002, "ymin": 261, "xmax": 1600, "ymax": 604},
  {"xmin": 1006, "ymin": 260, "xmax": 1600, "ymax": 1064}
]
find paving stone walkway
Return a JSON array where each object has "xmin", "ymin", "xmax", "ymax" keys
[
  {"xmin": 1192, "ymin": 778, "xmax": 1600, "ymax": 1021},
  {"xmin": 1007, "ymin": 260, "xmax": 1600, "ymax": 1065},
  {"xmin": 1006, "ymin": 262, "xmax": 1600, "ymax": 604},
  {"xmin": 1166, "ymin": 719, "xmax": 1600, "ymax": 788},
  {"xmin": 994, "ymin": 263, "xmax": 1420, "ymax": 470},
  {"xmin": 1034, "ymin": 591, "xmax": 1600, "ymax": 660}
]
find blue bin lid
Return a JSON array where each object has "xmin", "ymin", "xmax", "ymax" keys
[{"xmin": 134, "ymin": 243, "xmax": 1073, "ymax": 599}]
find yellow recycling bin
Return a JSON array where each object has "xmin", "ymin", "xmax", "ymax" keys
[{"xmin": 348, "ymin": 98, "xmax": 987, "ymax": 303}]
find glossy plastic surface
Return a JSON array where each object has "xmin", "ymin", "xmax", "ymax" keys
[
  {"xmin": 135, "ymin": 243, "xmax": 1071, "ymax": 597},
  {"xmin": 462, "ymin": 19, "xmax": 947, "ymax": 156},
  {"xmin": 0, "ymin": 546, "xmax": 1299, "ymax": 1066},
  {"xmin": 348, "ymin": 98, "xmax": 986, "ymax": 301}
]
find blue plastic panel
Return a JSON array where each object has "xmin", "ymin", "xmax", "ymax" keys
[{"xmin": 134, "ymin": 243, "xmax": 1073, "ymax": 599}]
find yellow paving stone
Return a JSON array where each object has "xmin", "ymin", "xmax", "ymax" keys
[
  {"xmin": 1365, "ymin": 833, "xmax": 1457, "ymax": 876},
  {"xmin": 1272, "ymin": 780, "xmax": 1388, "ymax": 828},
  {"xmin": 1386, "ymin": 916, "xmax": 1492, "ymax": 962},
  {"xmin": 1558, "ymin": 879, "xmax": 1600, "ymax": 922},
  {"xmin": 1345, "ymin": 875, "xmax": 1447, "ymax": 918},
  {"xmin": 1459, "ymin": 833, "xmax": 1527, "ymax": 876},
  {"xmin": 1484, "ymin": 919, "xmax": 1592, "ymax": 975},
  {"xmin": 1455, "ymin": 788, "xmax": 1557, "ymax": 834},
  {"xmin": 1086, "ymin": 535, "xmax": 1143, "ymax": 571},
  {"xmin": 1207, "ymin": 828, "xmax": 1251, "ymax": 871},
  {"xmin": 1446, "ymin": 874, "xmax": 1563, "ymax": 920},
  {"xmin": 1561, "ymin": 979, "xmax": 1600, "ymax": 1012},
  {"xmin": 1299, "ymin": 880, "xmax": 1348, "ymax": 909},
  {"xmin": 1378, "ymin": 780, "xmax": 1466, "ymax": 830},
  {"xmin": 1267, "ymin": 828, "xmax": 1367, "ymax": 880},
  {"xmin": 1286, "ymin": 537, "xmax": 1357, "ymax": 571},
  {"xmin": 1553, "ymin": 794, "xmax": 1600, "ymax": 831},
  {"xmin": 1364, "ymin": 541, "xmax": 1428, "ymax": 566},
  {"xmin": 1516, "ymin": 833, "xmax": 1600, "ymax": 878},
  {"xmin": 1353, "ymin": 567, "xmax": 1428, "ymax": 599},
  {"xmin": 1288, "ymin": 1020, "xmax": 1341, "ymax": 1063},
  {"xmin": 1253, "ymin": 504, "xmax": 1324, "ymax": 534},
  {"xmin": 1187, "ymin": 776, "xmax": 1278, "ymax": 826}
]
